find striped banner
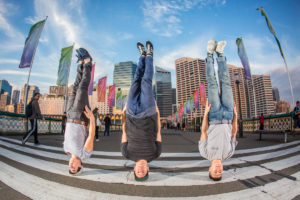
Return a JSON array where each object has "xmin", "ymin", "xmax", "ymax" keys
[
  {"xmin": 108, "ymin": 84, "xmax": 116, "ymax": 107},
  {"xmin": 97, "ymin": 77, "xmax": 107, "ymax": 102}
]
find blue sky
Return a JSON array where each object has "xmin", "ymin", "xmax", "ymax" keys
[{"xmin": 0, "ymin": 0, "xmax": 299, "ymax": 105}]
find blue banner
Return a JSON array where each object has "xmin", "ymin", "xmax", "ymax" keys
[
  {"xmin": 19, "ymin": 19, "xmax": 46, "ymax": 68},
  {"xmin": 236, "ymin": 38, "xmax": 252, "ymax": 80}
]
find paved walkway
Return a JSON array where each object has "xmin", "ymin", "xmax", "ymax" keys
[{"xmin": 0, "ymin": 131, "xmax": 300, "ymax": 199}]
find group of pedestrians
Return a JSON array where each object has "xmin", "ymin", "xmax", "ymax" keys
[{"xmin": 20, "ymin": 39, "xmax": 299, "ymax": 182}]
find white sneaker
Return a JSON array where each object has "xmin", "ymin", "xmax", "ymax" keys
[
  {"xmin": 207, "ymin": 40, "xmax": 217, "ymax": 54},
  {"xmin": 216, "ymin": 41, "xmax": 227, "ymax": 54},
  {"xmin": 96, "ymin": 139, "xmax": 99, "ymax": 142}
]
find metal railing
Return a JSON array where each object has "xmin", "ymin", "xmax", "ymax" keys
[
  {"xmin": 0, "ymin": 111, "xmax": 122, "ymax": 134},
  {"xmin": 242, "ymin": 113, "xmax": 294, "ymax": 133}
]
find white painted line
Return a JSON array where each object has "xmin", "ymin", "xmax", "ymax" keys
[
  {"xmin": 1, "ymin": 139, "xmax": 300, "ymax": 169},
  {"xmin": 1, "ymin": 136, "xmax": 299, "ymax": 157},
  {"xmin": 0, "ymin": 161, "xmax": 300, "ymax": 199},
  {"xmin": 1, "ymin": 146, "xmax": 300, "ymax": 186},
  {"xmin": 261, "ymin": 154, "xmax": 300, "ymax": 171}
]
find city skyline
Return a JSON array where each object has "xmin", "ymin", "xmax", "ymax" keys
[{"xmin": 0, "ymin": 0, "xmax": 299, "ymax": 105}]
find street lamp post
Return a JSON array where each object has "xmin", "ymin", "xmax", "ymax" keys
[{"xmin": 234, "ymin": 72, "xmax": 243, "ymax": 138}]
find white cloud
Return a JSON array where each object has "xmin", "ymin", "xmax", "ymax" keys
[
  {"xmin": 142, "ymin": 0, "xmax": 226, "ymax": 37},
  {"xmin": 0, "ymin": 59, "xmax": 19, "ymax": 64},
  {"xmin": 0, "ymin": 70, "xmax": 56, "ymax": 79}
]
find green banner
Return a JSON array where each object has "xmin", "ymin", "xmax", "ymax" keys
[{"xmin": 57, "ymin": 45, "xmax": 73, "ymax": 86}]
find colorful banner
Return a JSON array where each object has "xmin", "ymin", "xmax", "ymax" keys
[
  {"xmin": 116, "ymin": 90, "xmax": 122, "ymax": 110},
  {"xmin": 184, "ymin": 101, "xmax": 187, "ymax": 115},
  {"xmin": 108, "ymin": 84, "xmax": 116, "ymax": 107},
  {"xmin": 236, "ymin": 38, "xmax": 252, "ymax": 80},
  {"xmin": 190, "ymin": 96, "xmax": 195, "ymax": 111},
  {"xmin": 199, "ymin": 83, "xmax": 206, "ymax": 106},
  {"xmin": 97, "ymin": 77, "xmax": 107, "ymax": 102},
  {"xmin": 56, "ymin": 45, "xmax": 73, "ymax": 86},
  {"xmin": 179, "ymin": 104, "xmax": 184, "ymax": 118},
  {"xmin": 19, "ymin": 19, "xmax": 46, "ymax": 68},
  {"xmin": 193, "ymin": 89, "xmax": 199, "ymax": 110},
  {"xmin": 186, "ymin": 100, "xmax": 190, "ymax": 114},
  {"xmin": 88, "ymin": 63, "xmax": 95, "ymax": 95}
]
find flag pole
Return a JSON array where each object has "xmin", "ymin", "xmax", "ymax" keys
[
  {"xmin": 23, "ymin": 16, "xmax": 48, "ymax": 114},
  {"xmin": 63, "ymin": 43, "xmax": 74, "ymax": 113},
  {"xmin": 283, "ymin": 59, "xmax": 295, "ymax": 106}
]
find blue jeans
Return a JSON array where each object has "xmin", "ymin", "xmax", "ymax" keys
[
  {"xmin": 127, "ymin": 56, "xmax": 156, "ymax": 117},
  {"xmin": 206, "ymin": 53, "xmax": 233, "ymax": 122}
]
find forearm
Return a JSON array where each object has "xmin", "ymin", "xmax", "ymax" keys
[
  {"xmin": 200, "ymin": 114, "xmax": 208, "ymax": 141},
  {"xmin": 156, "ymin": 111, "xmax": 162, "ymax": 142},
  {"xmin": 232, "ymin": 115, "xmax": 238, "ymax": 138},
  {"xmin": 84, "ymin": 118, "xmax": 95, "ymax": 152},
  {"xmin": 121, "ymin": 114, "xmax": 127, "ymax": 143}
]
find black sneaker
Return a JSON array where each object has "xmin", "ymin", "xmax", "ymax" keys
[
  {"xmin": 146, "ymin": 41, "xmax": 153, "ymax": 56},
  {"xmin": 34, "ymin": 141, "xmax": 40, "ymax": 145},
  {"xmin": 77, "ymin": 48, "xmax": 92, "ymax": 62},
  {"xmin": 137, "ymin": 42, "xmax": 146, "ymax": 56}
]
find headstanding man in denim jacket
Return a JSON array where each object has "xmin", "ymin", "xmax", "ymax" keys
[
  {"xmin": 63, "ymin": 48, "xmax": 95, "ymax": 175},
  {"xmin": 199, "ymin": 40, "xmax": 238, "ymax": 181}
]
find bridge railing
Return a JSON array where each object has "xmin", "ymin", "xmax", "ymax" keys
[
  {"xmin": 0, "ymin": 111, "xmax": 122, "ymax": 134},
  {"xmin": 242, "ymin": 113, "xmax": 294, "ymax": 132}
]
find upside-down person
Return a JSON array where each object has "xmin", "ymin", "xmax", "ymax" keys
[
  {"xmin": 199, "ymin": 40, "xmax": 238, "ymax": 181},
  {"xmin": 121, "ymin": 41, "xmax": 162, "ymax": 181},
  {"xmin": 63, "ymin": 48, "xmax": 95, "ymax": 175}
]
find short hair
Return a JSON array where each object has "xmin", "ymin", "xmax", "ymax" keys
[
  {"xmin": 209, "ymin": 173, "xmax": 222, "ymax": 181},
  {"xmin": 134, "ymin": 171, "xmax": 149, "ymax": 181},
  {"xmin": 33, "ymin": 92, "xmax": 40, "ymax": 97},
  {"xmin": 297, "ymin": 101, "xmax": 299, "ymax": 104}
]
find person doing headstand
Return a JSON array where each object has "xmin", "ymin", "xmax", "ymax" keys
[
  {"xmin": 199, "ymin": 40, "xmax": 238, "ymax": 181},
  {"xmin": 121, "ymin": 41, "xmax": 162, "ymax": 181},
  {"xmin": 63, "ymin": 48, "xmax": 95, "ymax": 175}
]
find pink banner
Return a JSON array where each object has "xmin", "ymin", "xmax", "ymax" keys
[
  {"xmin": 199, "ymin": 83, "xmax": 206, "ymax": 106},
  {"xmin": 108, "ymin": 84, "xmax": 116, "ymax": 107},
  {"xmin": 193, "ymin": 89, "xmax": 199, "ymax": 110},
  {"xmin": 97, "ymin": 76, "xmax": 107, "ymax": 102},
  {"xmin": 88, "ymin": 63, "xmax": 95, "ymax": 95}
]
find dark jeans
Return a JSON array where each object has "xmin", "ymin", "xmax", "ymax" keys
[
  {"xmin": 95, "ymin": 126, "xmax": 99, "ymax": 139},
  {"xmin": 294, "ymin": 118, "xmax": 300, "ymax": 128},
  {"xmin": 260, "ymin": 124, "xmax": 264, "ymax": 130},
  {"xmin": 206, "ymin": 53, "xmax": 233, "ymax": 122},
  {"xmin": 104, "ymin": 125, "xmax": 110, "ymax": 136},
  {"xmin": 127, "ymin": 56, "xmax": 155, "ymax": 116},
  {"xmin": 23, "ymin": 118, "xmax": 38, "ymax": 143},
  {"xmin": 67, "ymin": 62, "xmax": 92, "ymax": 123}
]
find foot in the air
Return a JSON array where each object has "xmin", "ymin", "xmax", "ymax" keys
[
  {"xmin": 137, "ymin": 42, "xmax": 146, "ymax": 56},
  {"xmin": 146, "ymin": 41, "xmax": 153, "ymax": 57},
  {"xmin": 216, "ymin": 41, "xmax": 227, "ymax": 55},
  {"xmin": 207, "ymin": 40, "xmax": 217, "ymax": 54},
  {"xmin": 77, "ymin": 48, "xmax": 93, "ymax": 62}
]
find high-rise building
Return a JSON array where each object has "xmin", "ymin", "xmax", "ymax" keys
[
  {"xmin": 0, "ymin": 80, "xmax": 12, "ymax": 96},
  {"xmin": 11, "ymin": 90, "xmax": 20, "ymax": 104},
  {"xmin": 20, "ymin": 84, "xmax": 40, "ymax": 104},
  {"xmin": 272, "ymin": 87, "xmax": 280, "ymax": 102},
  {"xmin": 5, "ymin": 104, "xmax": 16, "ymax": 113},
  {"xmin": 49, "ymin": 86, "xmax": 66, "ymax": 96},
  {"xmin": 252, "ymin": 74, "xmax": 274, "ymax": 115},
  {"xmin": 175, "ymin": 57, "xmax": 207, "ymax": 121},
  {"xmin": 275, "ymin": 100, "xmax": 290, "ymax": 113},
  {"xmin": 113, "ymin": 61, "xmax": 137, "ymax": 90},
  {"xmin": 39, "ymin": 94, "xmax": 64, "ymax": 115},
  {"xmin": 172, "ymin": 88, "xmax": 177, "ymax": 114},
  {"xmin": 0, "ymin": 92, "xmax": 10, "ymax": 111},
  {"xmin": 113, "ymin": 61, "xmax": 137, "ymax": 115},
  {"xmin": 16, "ymin": 102, "xmax": 24, "ymax": 114},
  {"xmin": 227, "ymin": 65, "xmax": 249, "ymax": 119},
  {"xmin": 153, "ymin": 66, "xmax": 172, "ymax": 117}
]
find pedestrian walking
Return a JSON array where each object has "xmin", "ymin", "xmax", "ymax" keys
[
  {"xmin": 292, "ymin": 101, "xmax": 300, "ymax": 135},
  {"xmin": 22, "ymin": 92, "xmax": 44, "ymax": 145},
  {"xmin": 103, "ymin": 114, "xmax": 111, "ymax": 136},
  {"xmin": 259, "ymin": 113, "xmax": 264, "ymax": 130},
  {"xmin": 93, "ymin": 108, "xmax": 101, "ymax": 141}
]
